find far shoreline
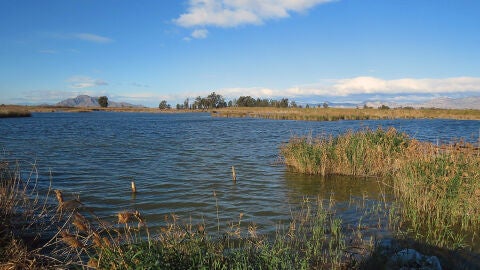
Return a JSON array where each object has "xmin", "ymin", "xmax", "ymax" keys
[{"xmin": 2, "ymin": 105, "xmax": 480, "ymax": 121}]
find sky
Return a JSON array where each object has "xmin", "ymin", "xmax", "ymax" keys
[{"xmin": 1, "ymin": 0, "xmax": 480, "ymax": 107}]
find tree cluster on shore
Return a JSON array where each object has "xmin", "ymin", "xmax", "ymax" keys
[{"xmin": 172, "ymin": 92, "xmax": 300, "ymax": 110}]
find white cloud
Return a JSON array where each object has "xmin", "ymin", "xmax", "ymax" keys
[
  {"xmin": 329, "ymin": 76, "xmax": 480, "ymax": 96},
  {"xmin": 211, "ymin": 76, "xmax": 480, "ymax": 99},
  {"xmin": 174, "ymin": 0, "xmax": 333, "ymax": 28},
  {"xmin": 71, "ymin": 33, "xmax": 113, "ymax": 43},
  {"xmin": 191, "ymin": 29, "xmax": 209, "ymax": 39},
  {"xmin": 67, "ymin": 76, "xmax": 108, "ymax": 89}
]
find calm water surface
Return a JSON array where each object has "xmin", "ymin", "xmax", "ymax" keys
[{"xmin": 1, "ymin": 112, "xmax": 479, "ymax": 234}]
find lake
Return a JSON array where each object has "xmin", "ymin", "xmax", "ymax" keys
[{"xmin": 1, "ymin": 112, "xmax": 479, "ymax": 234}]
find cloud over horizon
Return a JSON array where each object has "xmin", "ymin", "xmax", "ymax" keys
[
  {"xmin": 212, "ymin": 76, "xmax": 480, "ymax": 99},
  {"xmin": 7, "ymin": 76, "xmax": 480, "ymax": 107}
]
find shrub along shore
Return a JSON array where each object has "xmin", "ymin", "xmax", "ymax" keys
[
  {"xmin": 281, "ymin": 128, "xmax": 480, "ymax": 249},
  {"xmin": 212, "ymin": 107, "xmax": 480, "ymax": 121}
]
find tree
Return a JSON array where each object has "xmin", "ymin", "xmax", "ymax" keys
[
  {"xmin": 207, "ymin": 92, "xmax": 226, "ymax": 108},
  {"xmin": 159, "ymin": 100, "xmax": 170, "ymax": 110},
  {"xmin": 183, "ymin": 98, "xmax": 189, "ymax": 110},
  {"xmin": 323, "ymin": 102, "xmax": 329, "ymax": 109},
  {"xmin": 98, "ymin": 96, "xmax": 108, "ymax": 108}
]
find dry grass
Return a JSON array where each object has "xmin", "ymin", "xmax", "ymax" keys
[
  {"xmin": 212, "ymin": 107, "xmax": 480, "ymax": 121},
  {"xmin": 0, "ymin": 105, "xmax": 191, "ymax": 114},
  {"xmin": 0, "ymin": 106, "xmax": 31, "ymax": 118}
]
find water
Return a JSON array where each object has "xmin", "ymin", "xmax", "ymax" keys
[{"xmin": 1, "ymin": 112, "xmax": 479, "ymax": 234}]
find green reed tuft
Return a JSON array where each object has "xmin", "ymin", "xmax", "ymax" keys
[{"xmin": 281, "ymin": 128, "xmax": 480, "ymax": 250}]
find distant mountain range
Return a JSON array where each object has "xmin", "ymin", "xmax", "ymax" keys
[
  {"xmin": 56, "ymin": 95, "xmax": 144, "ymax": 108},
  {"xmin": 306, "ymin": 97, "xmax": 480, "ymax": 110},
  {"xmin": 56, "ymin": 95, "xmax": 479, "ymax": 110},
  {"xmin": 363, "ymin": 97, "xmax": 480, "ymax": 110}
]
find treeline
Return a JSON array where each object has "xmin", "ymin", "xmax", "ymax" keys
[{"xmin": 173, "ymin": 92, "xmax": 299, "ymax": 110}]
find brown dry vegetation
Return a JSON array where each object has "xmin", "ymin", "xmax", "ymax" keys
[
  {"xmin": 212, "ymin": 107, "xmax": 480, "ymax": 121},
  {"xmin": 0, "ymin": 105, "xmax": 192, "ymax": 114},
  {"xmin": 0, "ymin": 106, "xmax": 31, "ymax": 118}
]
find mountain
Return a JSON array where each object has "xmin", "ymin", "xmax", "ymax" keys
[
  {"xmin": 56, "ymin": 95, "xmax": 144, "ymax": 108},
  {"xmin": 413, "ymin": 97, "xmax": 480, "ymax": 110},
  {"xmin": 363, "ymin": 97, "xmax": 480, "ymax": 110}
]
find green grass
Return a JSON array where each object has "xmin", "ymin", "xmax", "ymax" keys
[
  {"xmin": 281, "ymin": 128, "xmax": 411, "ymax": 176},
  {"xmin": 281, "ymin": 128, "xmax": 480, "ymax": 250}
]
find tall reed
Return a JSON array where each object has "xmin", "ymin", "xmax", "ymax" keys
[
  {"xmin": 212, "ymin": 107, "xmax": 480, "ymax": 121},
  {"xmin": 280, "ymin": 128, "xmax": 480, "ymax": 249}
]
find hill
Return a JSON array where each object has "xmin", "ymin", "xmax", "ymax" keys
[{"xmin": 56, "ymin": 95, "xmax": 144, "ymax": 108}]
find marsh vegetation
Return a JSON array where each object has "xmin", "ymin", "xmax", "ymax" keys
[
  {"xmin": 281, "ymin": 128, "xmax": 480, "ymax": 251},
  {"xmin": 212, "ymin": 107, "xmax": 480, "ymax": 121},
  {"xmin": 0, "ymin": 106, "xmax": 31, "ymax": 118}
]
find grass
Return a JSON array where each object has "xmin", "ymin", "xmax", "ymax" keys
[
  {"xmin": 212, "ymin": 107, "xmax": 480, "ymax": 121},
  {"xmin": 91, "ymin": 198, "xmax": 369, "ymax": 269},
  {"xmin": 281, "ymin": 128, "xmax": 480, "ymax": 250}
]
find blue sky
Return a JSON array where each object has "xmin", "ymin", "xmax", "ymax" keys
[{"xmin": 1, "ymin": 0, "xmax": 479, "ymax": 107}]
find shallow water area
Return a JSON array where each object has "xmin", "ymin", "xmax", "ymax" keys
[{"xmin": 1, "ymin": 112, "xmax": 479, "ymax": 239}]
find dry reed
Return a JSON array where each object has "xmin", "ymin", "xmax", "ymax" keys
[{"xmin": 212, "ymin": 107, "xmax": 480, "ymax": 121}]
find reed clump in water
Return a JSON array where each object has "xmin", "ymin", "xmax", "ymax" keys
[
  {"xmin": 281, "ymin": 128, "xmax": 480, "ymax": 248},
  {"xmin": 281, "ymin": 128, "xmax": 412, "ymax": 176}
]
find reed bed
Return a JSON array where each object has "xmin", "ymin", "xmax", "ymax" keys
[
  {"xmin": 281, "ymin": 128, "xmax": 480, "ymax": 249},
  {"xmin": 212, "ymin": 107, "xmax": 480, "ymax": 121},
  {"xmin": 92, "ymin": 198, "xmax": 372, "ymax": 269},
  {"xmin": 0, "ymin": 108, "xmax": 31, "ymax": 118}
]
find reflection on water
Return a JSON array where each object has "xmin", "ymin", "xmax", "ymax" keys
[
  {"xmin": 284, "ymin": 172, "xmax": 392, "ymax": 202},
  {"xmin": 284, "ymin": 172, "xmax": 395, "ymax": 239}
]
